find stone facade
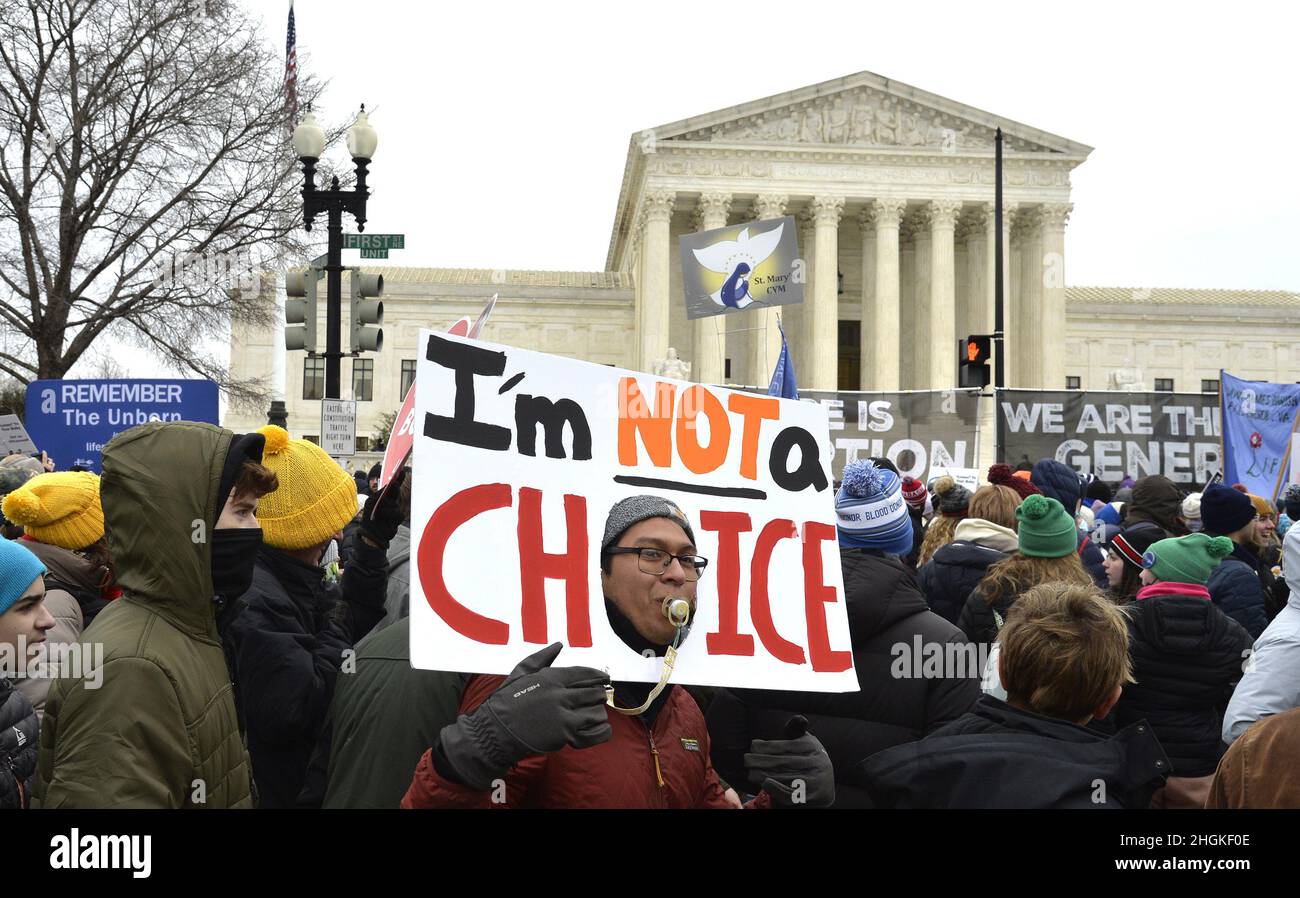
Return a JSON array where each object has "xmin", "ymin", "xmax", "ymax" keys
[{"xmin": 225, "ymin": 70, "xmax": 1300, "ymax": 457}]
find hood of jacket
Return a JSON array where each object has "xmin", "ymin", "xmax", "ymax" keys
[
  {"xmin": 1125, "ymin": 476, "xmax": 1187, "ymax": 535},
  {"xmin": 1286, "ymin": 526, "xmax": 1300, "ymax": 611},
  {"xmin": 19, "ymin": 538, "xmax": 100, "ymax": 595},
  {"xmin": 840, "ymin": 548, "xmax": 930, "ymax": 641},
  {"xmin": 951, "ymin": 517, "xmax": 1019, "ymax": 553},
  {"xmin": 100, "ymin": 421, "xmax": 248, "ymax": 641}
]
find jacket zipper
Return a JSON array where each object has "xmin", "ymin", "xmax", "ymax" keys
[{"xmin": 647, "ymin": 731, "xmax": 665, "ymax": 788}]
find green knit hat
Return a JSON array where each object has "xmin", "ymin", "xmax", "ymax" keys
[
  {"xmin": 1142, "ymin": 533, "xmax": 1234, "ymax": 585},
  {"xmin": 1015, "ymin": 494, "xmax": 1078, "ymax": 558}
]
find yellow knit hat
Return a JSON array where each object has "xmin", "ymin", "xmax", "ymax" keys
[
  {"xmin": 253, "ymin": 426, "xmax": 359, "ymax": 550},
  {"xmin": 1, "ymin": 471, "xmax": 105, "ymax": 550}
]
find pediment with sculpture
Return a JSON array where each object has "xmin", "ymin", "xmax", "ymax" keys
[{"xmin": 674, "ymin": 86, "xmax": 1061, "ymax": 154}]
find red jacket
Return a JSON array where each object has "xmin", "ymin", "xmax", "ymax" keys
[{"xmin": 402, "ymin": 674, "xmax": 770, "ymax": 809}]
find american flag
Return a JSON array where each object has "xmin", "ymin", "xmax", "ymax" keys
[{"xmin": 284, "ymin": 1, "xmax": 298, "ymax": 128}]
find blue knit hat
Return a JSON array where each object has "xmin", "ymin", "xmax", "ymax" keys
[
  {"xmin": 0, "ymin": 538, "xmax": 46, "ymax": 616},
  {"xmin": 835, "ymin": 460, "xmax": 914, "ymax": 555}
]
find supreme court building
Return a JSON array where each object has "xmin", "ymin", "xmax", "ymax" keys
[{"xmin": 225, "ymin": 71, "xmax": 1300, "ymax": 451}]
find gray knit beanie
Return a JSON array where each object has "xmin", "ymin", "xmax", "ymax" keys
[{"xmin": 601, "ymin": 495, "xmax": 696, "ymax": 552}]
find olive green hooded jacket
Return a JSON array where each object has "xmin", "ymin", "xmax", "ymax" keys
[{"xmin": 35, "ymin": 421, "xmax": 256, "ymax": 808}]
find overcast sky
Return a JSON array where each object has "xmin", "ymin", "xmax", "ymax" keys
[
  {"xmin": 275, "ymin": 0, "xmax": 1298, "ymax": 289},
  {"xmin": 104, "ymin": 0, "xmax": 1300, "ymax": 379}
]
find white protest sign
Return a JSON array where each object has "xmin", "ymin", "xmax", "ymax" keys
[
  {"xmin": 409, "ymin": 330, "xmax": 857, "ymax": 692},
  {"xmin": 320, "ymin": 399, "xmax": 356, "ymax": 458},
  {"xmin": 1291, "ymin": 434, "xmax": 1300, "ymax": 490},
  {"xmin": 0, "ymin": 415, "xmax": 38, "ymax": 456},
  {"xmin": 928, "ymin": 466, "xmax": 981, "ymax": 495}
]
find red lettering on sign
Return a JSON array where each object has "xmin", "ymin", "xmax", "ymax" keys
[
  {"xmin": 700, "ymin": 510, "xmax": 755, "ymax": 656},
  {"xmin": 517, "ymin": 487, "xmax": 592, "ymax": 647},
  {"xmin": 417, "ymin": 483, "xmax": 511, "ymax": 644},
  {"xmin": 749, "ymin": 519, "xmax": 807, "ymax": 665},
  {"xmin": 802, "ymin": 521, "xmax": 852, "ymax": 672}
]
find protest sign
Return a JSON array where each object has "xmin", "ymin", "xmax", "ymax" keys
[
  {"xmin": 929, "ymin": 466, "xmax": 981, "ymax": 494},
  {"xmin": 379, "ymin": 295, "xmax": 499, "ymax": 489},
  {"xmin": 1220, "ymin": 372, "xmax": 1300, "ymax": 499},
  {"xmin": 997, "ymin": 389, "xmax": 1222, "ymax": 484},
  {"xmin": 774, "ymin": 389, "xmax": 981, "ymax": 481},
  {"xmin": 408, "ymin": 330, "xmax": 856, "ymax": 692},
  {"xmin": 23, "ymin": 379, "xmax": 219, "ymax": 473},
  {"xmin": 0, "ymin": 415, "xmax": 38, "ymax": 457},
  {"xmin": 680, "ymin": 216, "xmax": 804, "ymax": 320}
]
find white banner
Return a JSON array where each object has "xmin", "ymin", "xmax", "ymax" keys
[{"xmin": 409, "ymin": 330, "xmax": 857, "ymax": 692}]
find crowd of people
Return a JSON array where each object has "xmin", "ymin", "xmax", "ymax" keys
[{"xmin": 2, "ymin": 419, "xmax": 1300, "ymax": 809}]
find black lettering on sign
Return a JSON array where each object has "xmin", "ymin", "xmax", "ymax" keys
[
  {"xmin": 515, "ymin": 395, "xmax": 592, "ymax": 460},
  {"xmin": 770, "ymin": 427, "xmax": 829, "ymax": 492},
  {"xmin": 423, "ymin": 334, "xmax": 511, "ymax": 451}
]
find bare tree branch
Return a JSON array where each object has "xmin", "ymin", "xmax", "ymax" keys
[{"xmin": 0, "ymin": 0, "xmax": 333, "ymax": 410}]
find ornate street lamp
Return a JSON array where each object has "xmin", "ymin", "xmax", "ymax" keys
[{"xmin": 292, "ymin": 105, "xmax": 378, "ymax": 399}]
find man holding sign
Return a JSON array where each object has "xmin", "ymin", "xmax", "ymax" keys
[{"xmin": 402, "ymin": 495, "xmax": 834, "ymax": 809}]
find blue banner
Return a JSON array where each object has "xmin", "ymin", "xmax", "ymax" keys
[
  {"xmin": 23, "ymin": 379, "xmax": 220, "ymax": 473},
  {"xmin": 1220, "ymin": 371, "xmax": 1300, "ymax": 499}
]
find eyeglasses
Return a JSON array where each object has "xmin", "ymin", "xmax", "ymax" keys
[{"xmin": 605, "ymin": 546, "xmax": 709, "ymax": 581}]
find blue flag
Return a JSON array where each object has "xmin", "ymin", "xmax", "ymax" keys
[
  {"xmin": 768, "ymin": 322, "xmax": 799, "ymax": 400},
  {"xmin": 1220, "ymin": 371, "xmax": 1300, "ymax": 499}
]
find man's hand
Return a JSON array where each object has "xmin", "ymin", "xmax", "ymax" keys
[
  {"xmin": 745, "ymin": 717, "xmax": 835, "ymax": 809},
  {"xmin": 438, "ymin": 642, "xmax": 613, "ymax": 790}
]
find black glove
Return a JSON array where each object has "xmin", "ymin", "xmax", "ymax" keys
[
  {"xmin": 438, "ymin": 642, "xmax": 613, "ymax": 790},
  {"xmin": 745, "ymin": 716, "xmax": 835, "ymax": 809},
  {"xmin": 358, "ymin": 466, "xmax": 408, "ymax": 549}
]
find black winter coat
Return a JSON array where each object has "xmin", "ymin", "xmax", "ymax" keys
[
  {"xmin": 957, "ymin": 584, "xmax": 1016, "ymax": 651},
  {"xmin": 0, "ymin": 677, "xmax": 38, "ymax": 809},
  {"xmin": 918, "ymin": 541, "xmax": 1007, "ymax": 625},
  {"xmin": 1079, "ymin": 531, "xmax": 1108, "ymax": 590},
  {"xmin": 222, "ymin": 542, "xmax": 387, "ymax": 808},
  {"xmin": 706, "ymin": 548, "xmax": 981, "ymax": 807},
  {"xmin": 1114, "ymin": 590, "xmax": 1253, "ymax": 777},
  {"xmin": 1207, "ymin": 558, "xmax": 1270, "ymax": 639},
  {"xmin": 856, "ymin": 696, "xmax": 1169, "ymax": 808}
]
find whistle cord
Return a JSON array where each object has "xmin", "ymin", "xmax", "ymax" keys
[{"xmin": 605, "ymin": 622, "xmax": 684, "ymax": 716}]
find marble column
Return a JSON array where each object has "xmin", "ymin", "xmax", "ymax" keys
[
  {"xmin": 809, "ymin": 196, "xmax": 844, "ymax": 390},
  {"xmin": 1016, "ymin": 208, "xmax": 1044, "ymax": 388},
  {"xmin": 999, "ymin": 205, "xmax": 1019, "ymax": 385},
  {"xmin": 928, "ymin": 199, "xmax": 962, "ymax": 388},
  {"xmin": 866, "ymin": 197, "xmax": 906, "ymax": 390},
  {"xmin": 1038, "ymin": 203, "xmax": 1072, "ymax": 390},
  {"xmin": 638, "ymin": 189, "xmax": 675, "ymax": 372},
  {"xmin": 691, "ymin": 192, "xmax": 731, "ymax": 385},
  {"xmin": 910, "ymin": 208, "xmax": 932, "ymax": 389},
  {"xmin": 962, "ymin": 204, "xmax": 991, "ymax": 338},
  {"xmin": 789, "ymin": 209, "xmax": 815, "ymax": 386},
  {"xmin": 748, "ymin": 193, "xmax": 788, "ymax": 386},
  {"xmin": 898, "ymin": 220, "xmax": 915, "ymax": 390}
]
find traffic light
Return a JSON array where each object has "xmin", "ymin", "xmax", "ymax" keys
[
  {"xmin": 284, "ymin": 268, "xmax": 318, "ymax": 353},
  {"xmin": 349, "ymin": 268, "xmax": 384, "ymax": 353},
  {"xmin": 959, "ymin": 334, "xmax": 991, "ymax": 388}
]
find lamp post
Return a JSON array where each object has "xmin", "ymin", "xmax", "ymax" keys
[{"xmin": 291, "ymin": 105, "xmax": 379, "ymax": 399}]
